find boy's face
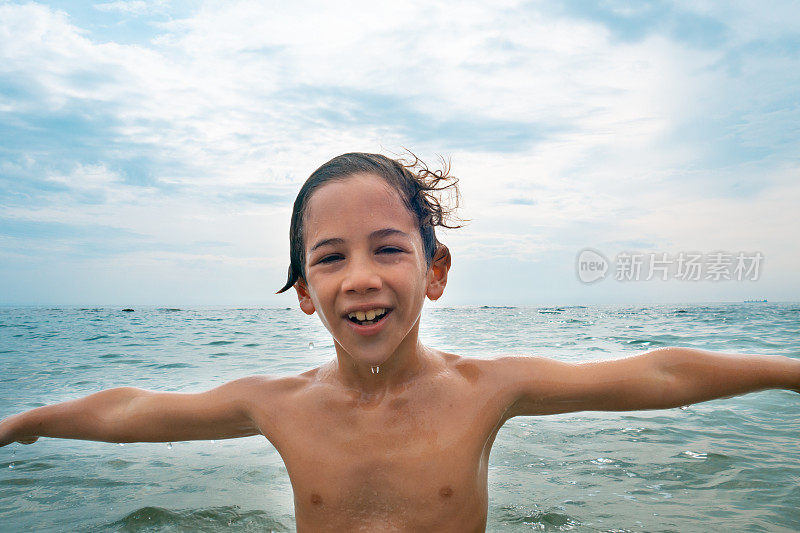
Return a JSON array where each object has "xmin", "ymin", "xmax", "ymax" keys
[{"xmin": 294, "ymin": 173, "xmax": 448, "ymax": 368}]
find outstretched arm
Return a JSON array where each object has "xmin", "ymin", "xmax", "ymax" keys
[
  {"xmin": 499, "ymin": 347, "xmax": 800, "ymax": 418},
  {"xmin": 0, "ymin": 376, "xmax": 269, "ymax": 447}
]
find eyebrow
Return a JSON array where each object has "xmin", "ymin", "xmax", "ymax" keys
[{"xmin": 309, "ymin": 228, "xmax": 411, "ymax": 252}]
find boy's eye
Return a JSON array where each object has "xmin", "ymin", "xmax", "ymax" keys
[
  {"xmin": 317, "ymin": 254, "xmax": 343, "ymax": 264},
  {"xmin": 378, "ymin": 247, "xmax": 403, "ymax": 254}
]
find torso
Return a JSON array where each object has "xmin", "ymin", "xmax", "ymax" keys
[{"xmin": 249, "ymin": 353, "xmax": 512, "ymax": 532}]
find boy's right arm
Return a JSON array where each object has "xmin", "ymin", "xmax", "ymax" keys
[{"xmin": 0, "ymin": 376, "xmax": 270, "ymax": 447}]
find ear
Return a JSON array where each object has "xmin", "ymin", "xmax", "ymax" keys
[
  {"xmin": 426, "ymin": 244, "xmax": 451, "ymax": 301},
  {"xmin": 294, "ymin": 279, "xmax": 316, "ymax": 315}
]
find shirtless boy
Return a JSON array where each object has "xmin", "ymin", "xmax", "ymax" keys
[{"xmin": 1, "ymin": 152, "xmax": 798, "ymax": 532}]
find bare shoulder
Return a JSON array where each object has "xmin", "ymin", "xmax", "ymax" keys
[
  {"xmin": 429, "ymin": 352, "xmax": 562, "ymax": 423},
  {"xmin": 206, "ymin": 371, "xmax": 330, "ymax": 420},
  {"xmin": 225, "ymin": 370, "xmax": 326, "ymax": 438},
  {"xmin": 445, "ymin": 355, "xmax": 576, "ymax": 416},
  {"xmin": 437, "ymin": 353, "xmax": 558, "ymax": 383},
  {"xmin": 433, "ymin": 351, "xmax": 551, "ymax": 395},
  {"xmin": 482, "ymin": 354, "xmax": 568, "ymax": 377},
  {"xmin": 225, "ymin": 371, "xmax": 321, "ymax": 402},
  {"xmin": 479, "ymin": 354, "xmax": 588, "ymax": 390},
  {"xmin": 437, "ymin": 351, "xmax": 497, "ymax": 383}
]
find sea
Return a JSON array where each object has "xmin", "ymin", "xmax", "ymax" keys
[{"xmin": 1, "ymin": 303, "xmax": 798, "ymax": 532}]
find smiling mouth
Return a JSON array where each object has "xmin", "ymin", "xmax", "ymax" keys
[{"xmin": 347, "ymin": 308, "xmax": 390, "ymax": 326}]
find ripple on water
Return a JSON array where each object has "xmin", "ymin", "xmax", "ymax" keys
[
  {"xmin": 0, "ymin": 477, "xmax": 37, "ymax": 487},
  {"xmin": 497, "ymin": 504, "xmax": 581, "ymax": 530},
  {"xmin": 116, "ymin": 358, "xmax": 146, "ymax": 365},
  {"xmin": 2, "ymin": 304, "xmax": 798, "ymax": 532},
  {"xmin": 103, "ymin": 506, "xmax": 290, "ymax": 532},
  {"xmin": 154, "ymin": 363, "xmax": 197, "ymax": 369},
  {"xmin": 83, "ymin": 335, "xmax": 110, "ymax": 342},
  {"xmin": 104, "ymin": 459, "xmax": 136, "ymax": 470}
]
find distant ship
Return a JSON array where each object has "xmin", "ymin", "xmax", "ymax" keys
[{"xmin": 743, "ymin": 299, "xmax": 768, "ymax": 303}]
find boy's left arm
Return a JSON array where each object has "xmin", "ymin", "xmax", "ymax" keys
[{"xmin": 495, "ymin": 347, "xmax": 800, "ymax": 418}]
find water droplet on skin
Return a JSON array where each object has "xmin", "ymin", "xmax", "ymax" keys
[
  {"xmin": 167, "ymin": 442, "xmax": 173, "ymax": 450},
  {"xmin": 370, "ymin": 366, "xmax": 380, "ymax": 374},
  {"xmin": 308, "ymin": 342, "xmax": 314, "ymax": 349}
]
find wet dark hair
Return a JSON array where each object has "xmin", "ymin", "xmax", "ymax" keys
[{"xmin": 277, "ymin": 152, "xmax": 461, "ymax": 293}]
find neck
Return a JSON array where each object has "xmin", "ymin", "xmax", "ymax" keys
[{"xmin": 332, "ymin": 322, "xmax": 430, "ymax": 395}]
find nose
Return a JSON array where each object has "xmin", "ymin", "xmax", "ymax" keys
[{"xmin": 341, "ymin": 255, "xmax": 382, "ymax": 294}]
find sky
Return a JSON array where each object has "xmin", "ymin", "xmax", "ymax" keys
[{"xmin": 1, "ymin": 0, "xmax": 798, "ymax": 307}]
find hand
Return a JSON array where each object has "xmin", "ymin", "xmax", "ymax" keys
[
  {"xmin": 1, "ymin": 436, "xmax": 39, "ymax": 446},
  {"xmin": 0, "ymin": 414, "xmax": 37, "ymax": 447}
]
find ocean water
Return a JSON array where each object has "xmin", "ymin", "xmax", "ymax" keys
[{"xmin": 1, "ymin": 303, "xmax": 798, "ymax": 532}]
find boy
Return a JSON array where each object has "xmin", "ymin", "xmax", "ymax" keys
[{"xmin": 1, "ymin": 153, "xmax": 798, "ymax": 532}]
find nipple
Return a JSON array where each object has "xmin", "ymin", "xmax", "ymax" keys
[{"xmin": 370, "ymin": 365, "xmax": 380, "ymax": 374}]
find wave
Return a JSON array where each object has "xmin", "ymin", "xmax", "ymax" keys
[
  {"xmin": 99, "ymin": 505, "xmax": 290, "ymax": 532},
  {"xmin": 496, "ymin": 504, "xmax": 581, "ymax": 530}
]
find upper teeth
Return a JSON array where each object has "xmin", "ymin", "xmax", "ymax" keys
[{"xmin": 348, "ymin": 308, "xmax": 386, "ymax": 321}]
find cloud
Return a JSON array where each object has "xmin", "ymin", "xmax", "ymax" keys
[
  {"xmin": 556, "ymin": 0, "xmax": 729, "ymax": 47},
  {"xmin": 506, "ymin": 198, "xmax": 537, "ymax": 206},
  {"xmin": 0, "ymin": 217, "xmax": 142, "ymax": 241},
  {"xmin": 0, "ymin": 1, "xmax": 798, "ymax": 304},
  {"xmin": 93, "ymin": 1, "xmax": 153, "ymax": 15},
  {"xmin": 272, "ymin": 85, "xmax": 552, "ymax": 153}
]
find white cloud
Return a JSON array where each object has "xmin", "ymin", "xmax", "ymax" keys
[
  {"xmin": 93, "ymin": 1, "xmax": 160, "ymax": 15},
  {"xmin": 1, "ymin": 0, "xmax": 799, "ymax": 303}
]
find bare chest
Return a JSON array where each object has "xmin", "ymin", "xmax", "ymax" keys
[{"xmin": 262, "ymin": 385, "xmax": 502, "ymax": 531}]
